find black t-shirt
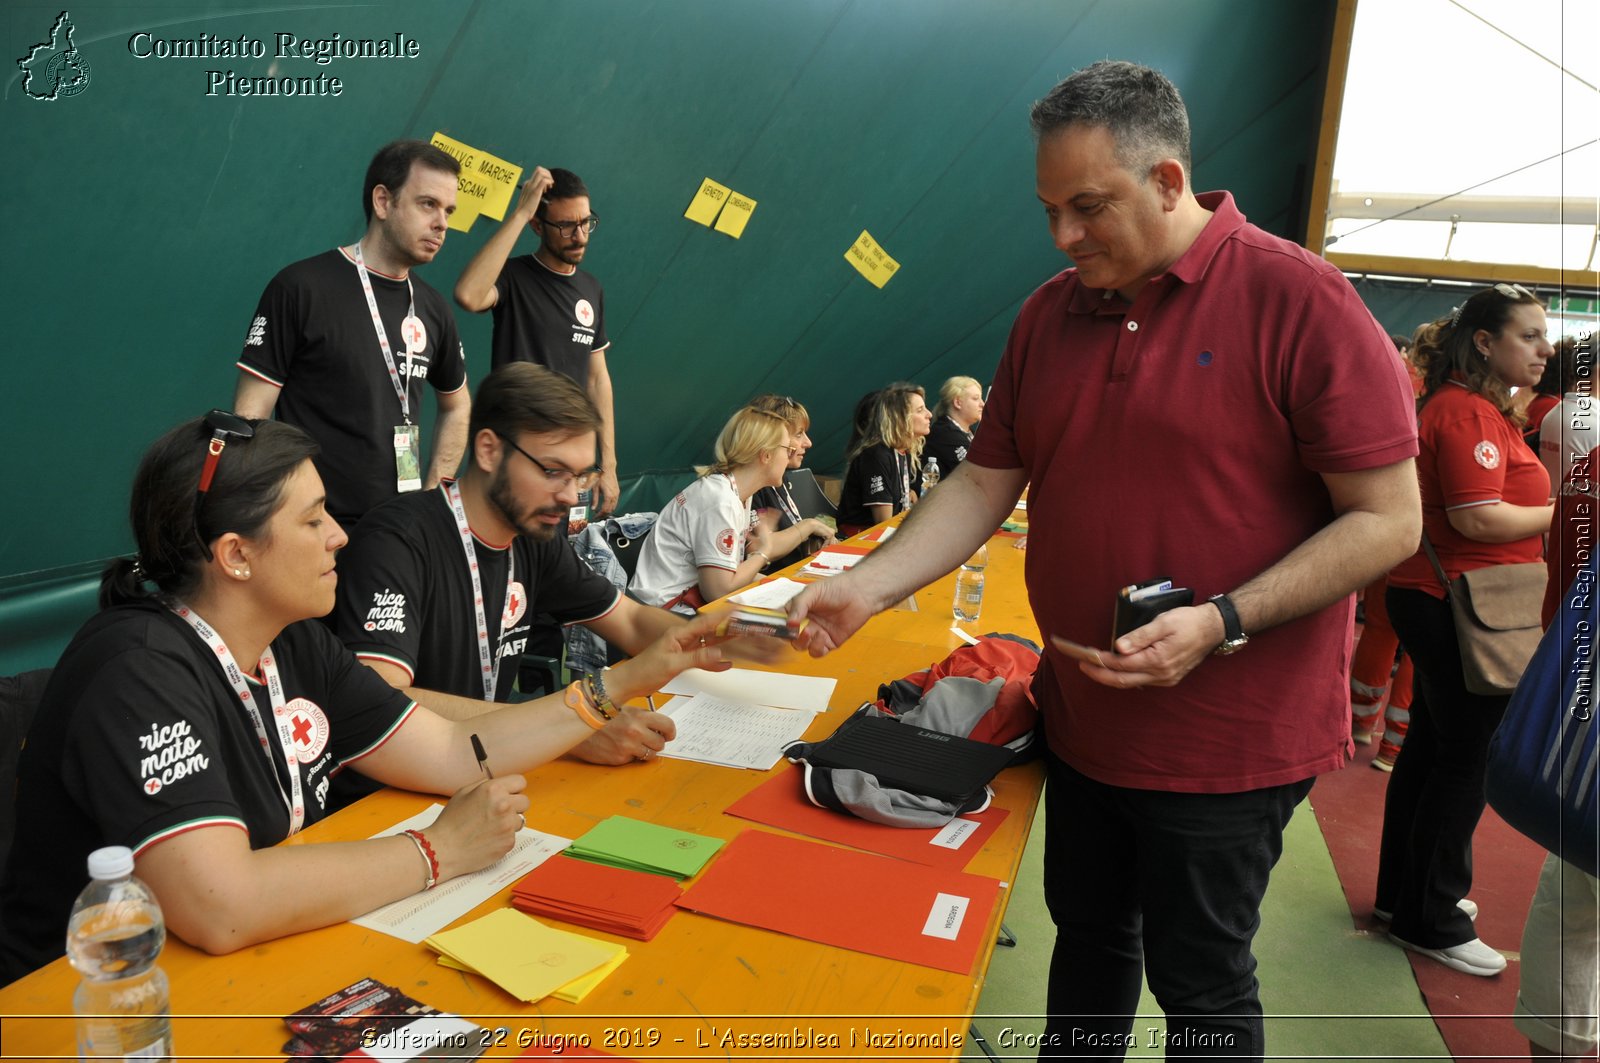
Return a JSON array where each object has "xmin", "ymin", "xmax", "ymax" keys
[
  {"xmin": 331, "ymin": 485, "xmax": 622, "ymax": 702},
  {"xmin": 923, "ymin": 417, "xmax": 974, "ymax": 481},
  {"xmin": 837, "ymin": 444, "xmax": 911, "ymax": 530},
  {"xmin": 0, "ymin": 601, "xmax": 414, "ymax": 981},
  {"xmin": 236, "ymin": 249, "xmax": 468, "ymax": 527},
  {"xmin": 489, "ymin": 255, "xmax": 609, "ymax": 385}
]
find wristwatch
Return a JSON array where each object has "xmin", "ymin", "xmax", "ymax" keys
[{"xmin": 1208, "ymin": 593, "xmax": 1249, "ymax": 655}]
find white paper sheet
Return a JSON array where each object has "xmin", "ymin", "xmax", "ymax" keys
[
  {"xmin": 351, "ymin": 804, "xmax": 571, "ymax": 943},
  {"xmin": 797, "ymin": 548, "xmax": 868, "ymax": 577},
  {"xmin": 660, "ymin": 666, "xmax": 836, "ymax": 711},
  {"xmin": 657, "ymin": 694, "xmax": 818, "ymax": 771},
  {"xmin": 728, "ymin": 577, "xmax": 807, "ymax": 608}
]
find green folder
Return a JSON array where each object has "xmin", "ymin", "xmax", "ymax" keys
[{"xmin": 567, "ymin": 816, "xmax": 726, "ymax": 879}]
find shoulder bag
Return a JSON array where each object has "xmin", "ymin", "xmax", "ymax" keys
[{"xmin": 1420, "ymin": 532, "xmax": 1546, "ymax": 696}]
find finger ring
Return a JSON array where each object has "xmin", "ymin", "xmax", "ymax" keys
[{"xmin": 517, "ymin": 813, "xmax": 525, "ymax": 829}]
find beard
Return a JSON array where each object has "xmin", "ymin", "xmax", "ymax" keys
[{"xmin": 487, "ymin": 464, "xmax": 565, "ymax": 542}]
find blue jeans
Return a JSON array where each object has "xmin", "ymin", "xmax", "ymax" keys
[{"xmin": 1039, "ymin": 753, "xmax": 1311, "ymax": 1061}]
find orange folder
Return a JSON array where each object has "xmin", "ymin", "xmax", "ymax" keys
[
  {"xmin": 510, "ymin": 856, "xmax": 682, "ymax": 941},
  {"xmin": 723, "ymin": 768, "xmax": 1007, "ymax": 870},
  {"xmin": 675, "ymin": 830, "xmax": 1002, "ymax": 974}
]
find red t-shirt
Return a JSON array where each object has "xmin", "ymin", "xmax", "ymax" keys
[
  {"xmin": 1390, "ymin": 382, "xmax": 1549, "ymax": 597},
  {"xmin": 967, "ymin": 191, "xmax": 1418, "ymax": 793}
]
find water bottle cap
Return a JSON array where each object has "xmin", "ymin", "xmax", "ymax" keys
[{"xmin": 86, "ymin": 846, "xmax": 135, "ymax": 880}]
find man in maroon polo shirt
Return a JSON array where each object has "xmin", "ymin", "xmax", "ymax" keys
[{"xmin": 791, "ymin": 61, "xmax": 1420, "ymax": 1060}]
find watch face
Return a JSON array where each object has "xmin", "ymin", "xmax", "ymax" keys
[{"xmin": 1215, "ymin": 637, "xmax": 1248, "ymax": 656}]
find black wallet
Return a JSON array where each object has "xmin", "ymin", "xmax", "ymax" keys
[{"xmin": 1112, "ymin": 577, "xmax": 1194, "ymax": 641}]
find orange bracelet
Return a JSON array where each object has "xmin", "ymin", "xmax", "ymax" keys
[{"xmin": 564, "ymin": 680, "xmax": 608, "ymax": 730}]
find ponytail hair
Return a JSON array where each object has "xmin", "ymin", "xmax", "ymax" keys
[
  {"xmin": 1414, "ymin": 283, "xmax": 1544, "ymax": 425},
  {"xmin": 934, "ymin": 376, "xmax": 980, "ymax": 419},
  {"xmin": 100, "ymin": 417, "xmax": 319, "ymax": 608},
  {"xmin": 697, "ymin": 407, "xmax": 791, "ymax": 478}
]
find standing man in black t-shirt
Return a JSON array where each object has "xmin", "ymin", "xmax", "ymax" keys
[
  {"xmin": 234, "ymin": 140, "xmax": 471, "ymax": 530},
  {"xmin": 331, "ymin": 364, "xmax": 741, "ymax": 766},
  {"xmin": 454, "ymin": 166, "xmax": 619, "ymax": 517}
]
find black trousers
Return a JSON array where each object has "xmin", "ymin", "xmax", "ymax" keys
[
  {"xmin": 1038, "ymin": 753, "xmax": 1311, "ymax": 1061},
  {"xmin": 1377, "ymin": 586, "xmax": 1510, "ymax": 947}
]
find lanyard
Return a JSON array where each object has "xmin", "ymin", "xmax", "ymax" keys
[
  {"xmin": 443, "ymin": 480, "xmax": 517, "ymax": 701},
  {"xmin": 776, "ymin": 484, "xmax": 801, "ymax": 526},
  {"xmin": 168, "ymin": 601, "xmax": 305, "ymax": 835},
  {"xmin": 350, "ymin": 242, "xmax": 418, "ymax": 425}
]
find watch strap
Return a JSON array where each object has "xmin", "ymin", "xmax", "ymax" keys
[{"xmin": 1208, "ymin": 592, "xmax": 1246, "ymax": 652}]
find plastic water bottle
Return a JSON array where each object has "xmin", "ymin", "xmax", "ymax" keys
[
  {"xmin": 921, "ymin": 457, "xmax": 940, "ymax": 494},
  {"xmin": 67, "ymin": 847, "xmax": 173, "ymax": 1062},
  {"xmin": 952, "ymin": 545, "xmax": 988, "ymax": 622}
]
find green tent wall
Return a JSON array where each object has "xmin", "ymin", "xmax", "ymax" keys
[{"xmin": 2, "ymin": 0, "xmax": 1340, "ymax": 671}]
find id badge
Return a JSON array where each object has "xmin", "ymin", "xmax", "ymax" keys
[{"xmin": 393, "ymin": 424, "xmax": 422, "ymax": 493}]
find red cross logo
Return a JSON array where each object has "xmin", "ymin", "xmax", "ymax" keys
[
  {"xmin": 291, "ymin": 713, "xmax": 314, "ymax": 747},
  {"xmin": 144, "ymin": 777, "xmax": 162, "ymax": 795},
  {"xmin": 401, "ymin": 317, "xmax": 427, "ymax": 352}
]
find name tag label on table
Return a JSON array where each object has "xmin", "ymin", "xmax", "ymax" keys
[
  {"xmin": 921, "ymin": 892, "xmax": 970, "ymax": 941},
  {"xmin": 930, "ymin": 818, "xmax": 981, "ymax": 850}
]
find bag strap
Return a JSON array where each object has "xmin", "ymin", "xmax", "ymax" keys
[{"xmin": 1419, "ymin": 530, "xmax": 1453, "ymax": 600}]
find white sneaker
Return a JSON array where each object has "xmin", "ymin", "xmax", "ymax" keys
[
  {"xmin": 1389, "ymin": 932, "xmax": 1506, "ymax": 976},
  {"xmin": 1372, "ymin": 897, "xmax": 1477, "ymax": 922}
]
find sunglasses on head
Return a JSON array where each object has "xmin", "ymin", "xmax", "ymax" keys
[
  {"xmin": 198, "ymin": 410, "xmax": 254, "ymax": 495},
  {"xmin": 1491, "ymin": 282, "xmax": 1536, "ymax": 301}
]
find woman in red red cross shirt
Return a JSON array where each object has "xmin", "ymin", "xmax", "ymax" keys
[{"xmin": 1378, "ymin": 283, "xmax": 1555, "ymax": 977}]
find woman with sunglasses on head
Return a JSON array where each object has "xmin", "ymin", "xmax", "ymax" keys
[
  {"xmin": 747, "ymin": 394, "xmax": 837, "ymax": 572},
  {"xmin": 629, "ymin": 407, "xmax": 792, "ymax": 611},
  {"xmin": 836, "ymin": 383, "xmax": 933, "ymax": 538},
  {"xmin": 0, "ymin": 414, "xmax": 735, "ymax": 981},
  {"xmin": 1376, "ymin": 283, "xmax": 1555, "ymax": 977}
]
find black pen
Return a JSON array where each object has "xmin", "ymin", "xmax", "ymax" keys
[{"xmin": 471, "ymin": 733, "xmax": 493, "ymax": 779}]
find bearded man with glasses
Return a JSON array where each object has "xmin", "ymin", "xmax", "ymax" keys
[
  {"xmin": 329, "ymin": 365, "xmax": 774, "ymax": 784},
  {"xmin": 456, "ymin": 166, "xmax": 621, "ymax": 519}
]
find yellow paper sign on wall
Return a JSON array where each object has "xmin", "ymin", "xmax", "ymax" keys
[
  {"xmin": 684, "ymin": 178, "xmax": 732, "ymax": 226},
  {"xmin": 844, "ymin": 230, "xmax": 901, "ymax": 288},
  {"xmin": 430, "ymin": 131, "xmax": 522, "ymax": 232},
  {"xmin": 714, "ymin": 191, "xmax": 757, "ymax": 239}
]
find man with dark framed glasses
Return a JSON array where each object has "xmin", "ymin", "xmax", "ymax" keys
[
  {"xmin": 331, "ymin": 365, "xmax": 771, "ymax": 778},
  {"xmin": 455, "ymin": 165, "xmax": 621, "ymax": 519},
  {"xmin": 233, "ymin": 139, "xmax": 472, "ymax": 532}
]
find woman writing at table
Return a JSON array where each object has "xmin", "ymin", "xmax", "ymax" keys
[
  {"xmin": 629, "ymin": 406, "xmax": 791, "ymax": 610},
  {"xmin": 0, "ymin": 414, "xmax": 735, "ymax": 981}
]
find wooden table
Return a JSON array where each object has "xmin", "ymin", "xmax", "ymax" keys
[{"xmin": 0, "ymin": 518, "xmax": 1041, "ymax": 1059}]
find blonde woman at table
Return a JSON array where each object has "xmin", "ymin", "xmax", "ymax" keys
[
  {"xmin": 0, "ymin": 414, "xmax": 738, "ymax": 982},
  {"xmin": 836, "ymin": 382, "xmax": 933, "ymax": 537},
  {"xmin": 629, "ymin": 406, "xmax": 791, "ymax": 611},
  {"xmin": 748, "ymin": 394, "xmax": 836, "ymax": 571}
]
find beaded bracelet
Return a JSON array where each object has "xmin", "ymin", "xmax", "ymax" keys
[
  {"xmin": 403, "ymin": 828, "xmax": 439, "ymax": 890},
  {"xmin": 590, "ymin": 667, "xmax": 621, "ymax": 717}
]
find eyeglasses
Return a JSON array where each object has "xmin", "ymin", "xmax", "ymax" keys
[
  {"xmin": 496, "ymin": 431, "xmax": 602, "ymax": 492},
  {"xmin": 539, "ymin": 214, "xmax": 599, "ymax": 238},
  {"xmin": 782, "ymin": 445, "xmax": 802, "ymax": 457},
  {"xmin": 1492, "ymin": 282, "xmax": 1536, "ymax": 301}
]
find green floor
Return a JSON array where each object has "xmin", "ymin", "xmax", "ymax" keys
[{"xmin": 964, "ymin": 797, "xmax": 1451, "ymax": 1061}]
